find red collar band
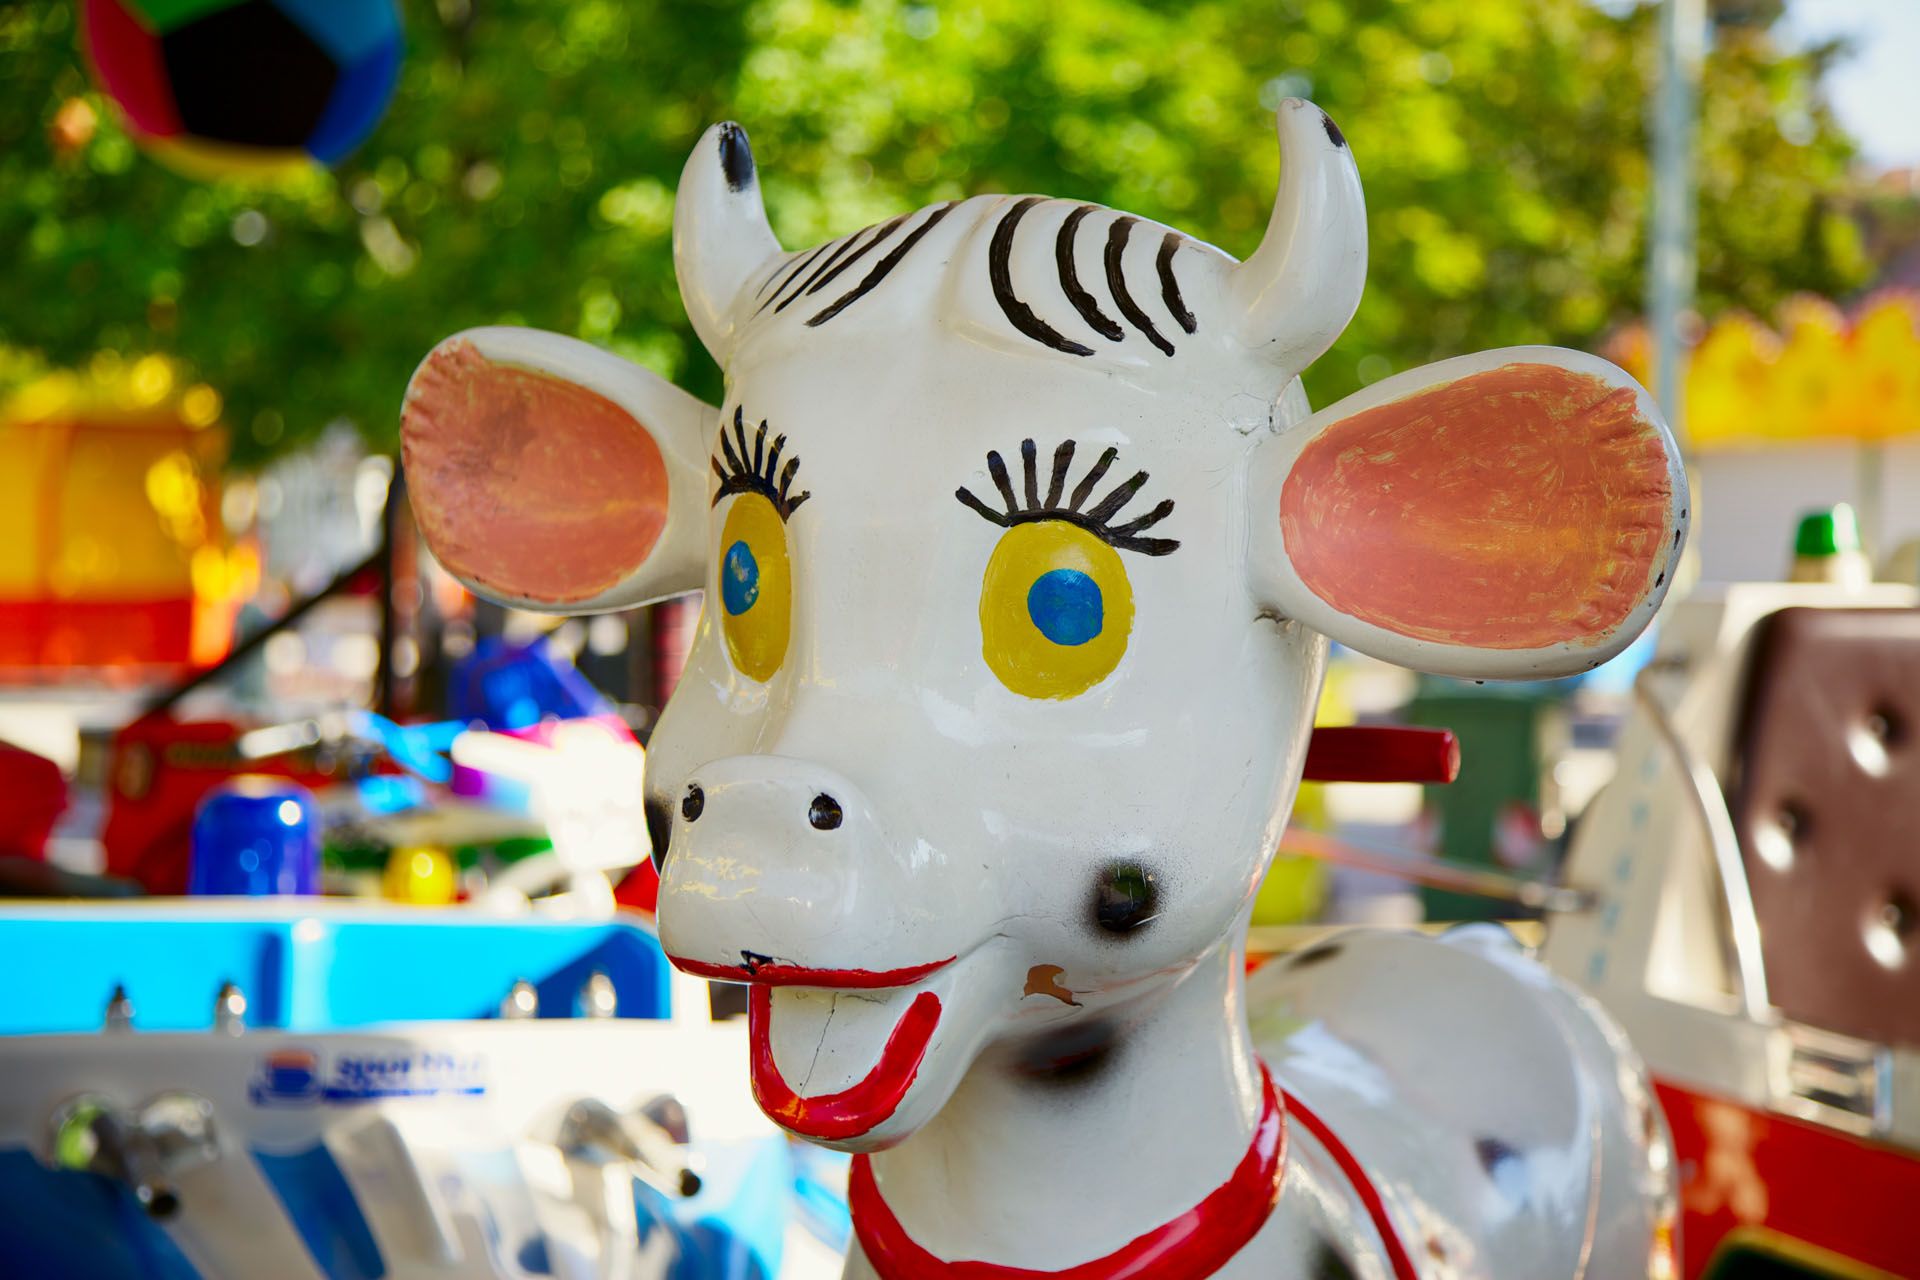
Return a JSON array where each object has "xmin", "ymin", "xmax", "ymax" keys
[{"xmin": 850, "ymin": 1062, "xmax": 1287, "ymax": 1280}]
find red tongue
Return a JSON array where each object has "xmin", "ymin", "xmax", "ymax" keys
[{"xmin": 748, "ymin": 986, "xmax": 943, "ymax": 1140}]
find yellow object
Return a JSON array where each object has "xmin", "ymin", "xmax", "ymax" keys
[
  {"xmin": 383, "ymin": 845, "xmax": 457, "ymax": 905},
  {"xmin": 148, "ymin": 138, "xmax": 315, "ymax": 184},
  {"xmin": 719, "ymin": 492, "xmax": 793, "ymax": 682},
  {"xmin": 979, "ymin": 521, "xmax": 1133, "ymax": 699},
  {"xmin": 0, "ymin": 353, "xmax": 233, "ymax": 667},
  {"xmin": 1610, "ymin": 291, "xmax": 1920, "ymax": 451}
]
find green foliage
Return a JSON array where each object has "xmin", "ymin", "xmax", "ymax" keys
[{"xmin": 0, "ymin": 0, "xmax": 1869, "ymax": 466}]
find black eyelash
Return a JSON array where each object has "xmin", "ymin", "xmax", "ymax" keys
[
  {"xmin": 955, "ymin": 438, "xmax": 1178, "ymax": 556},
  {"xmin": 711, "ymin": 406, "xmax": 810, "ymax": 518}
]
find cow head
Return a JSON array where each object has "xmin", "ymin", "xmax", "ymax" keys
[{"xmin": 400, "ymin": 102, "xmax": 1686, "ymax": 1152}]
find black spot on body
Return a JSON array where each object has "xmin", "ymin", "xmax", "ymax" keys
[
  {"xmin": 1288, "ymin": 939, "xmax": 1343, "ymax": 969},
  {"xmin": 740, "ymin": 950, "xmax": 775, "ymax": 973},
  {"xmin": 1014, "ymin": 1019, "xmax": 1119, "ymax": 1085},
  {"xmin": 718, "ymin": 122, "xmax": 754, "ymax": 191},
  {"xmin": 1310, "ymin": 1238, "xmax": 1358, "ymax": 1280},
  {"xmin": 681, "ymin": 783, "xmax": 704, "ymax": 823},
  {"xmin": 645, "ymin": 796, "xmax": 674, "ymax": 872},
  {"xmin": 1093, "ymin": 862, "xmax": 1159, "ymax": 935},
  {"xmin": 1320, "ymin": 112, "xmax": 1347, "ymax": 149},
  {"xmin": 1475, "ymin": 1135, "xmax": 1520, "ymax": 1174}
]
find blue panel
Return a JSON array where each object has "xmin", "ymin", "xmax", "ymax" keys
[
  {"xmin": 646, "ymin": 1138, "xmax": 794, "ymax": 1280},
  {"xmin": 0, "ymin": 911, "xmax": 671, "ymax": 1035},
  {"xmin": 253, "ymin": 1146, "xmax": 386, "ymax": 1280},
  {"xmin": 0, "ymin": 1149, "xmax": 203, "ymax": 1280},
  {"xmin": 271, "ymin": 0, "xmax": 399, "ymax": 65},
  {"xmin": 305, "ymin": 36, "xmax": 401, "ymax": 165}
]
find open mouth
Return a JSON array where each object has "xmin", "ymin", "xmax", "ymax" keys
[
  {"xmin": 663, "ymin": 951, "xmax": 960, "ymax": 1140},
  {"xmin": 747, "ymin": 985, "xmax": 942, "ymax": 1141}
]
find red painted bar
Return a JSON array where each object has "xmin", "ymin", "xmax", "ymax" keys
[{"xmin": 1302, "ymin": 726, "xmax": 1460, "ymax": 784}]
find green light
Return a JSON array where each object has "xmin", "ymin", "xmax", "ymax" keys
[
  {"xmin": 1794, "ymin": 504, "xmax": 1861, "ymax": 558},
  {"xmin": 51, "ymin": 1099, "xmax": 106, "ymax": 1171}
]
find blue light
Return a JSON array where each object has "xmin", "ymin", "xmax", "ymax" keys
[
  {"xmin": 1027, "ymin": 569, "xmax": 1103, "ymax": 646},
  {"xmin": 722, "ymin": 540, "xmax": 760, "ymax": 616}
]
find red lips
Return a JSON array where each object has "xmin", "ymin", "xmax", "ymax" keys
[{"xmin": 748, "ymin": 985, "xmax": 943, "ymax": 1141}]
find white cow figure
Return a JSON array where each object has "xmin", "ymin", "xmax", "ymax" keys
[{"xmin": 401, "ymin": 102, "xmax": 1685, "ymax": 1279}]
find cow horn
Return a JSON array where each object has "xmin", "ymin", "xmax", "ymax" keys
[
  {"xmin": 674, "ymin": 122, "xmax": 782, "ymax": 367},
  {"xmin": 1227, "ymin": 100, "xmax": 1368, "ymax": 376}
]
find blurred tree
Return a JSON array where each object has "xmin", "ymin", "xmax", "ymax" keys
[{"xmin": 0, "ymin": 0, "xmax": 1869, "ymax": 466}]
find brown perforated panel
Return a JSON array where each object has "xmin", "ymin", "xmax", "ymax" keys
[{"xmin": 1732, "ymin": 607, "xmax": 1920, "ymax": 1049}]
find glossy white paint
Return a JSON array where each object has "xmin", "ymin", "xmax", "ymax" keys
[{"xmin": 400, "ymin": 102, "xmax": 1684, "ymax": 1277}]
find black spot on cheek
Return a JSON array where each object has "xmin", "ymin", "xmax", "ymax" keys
[
  {"xmin": 1092, "ymin": 862, "xmax": 1159, "ymax": 936},
  {"xmin": 644, "ymin": 796, "xmax": 673, "ymax": 873},
  {"xmin": 1311, "ymin": 1238, "xmax": 1358, "ymax": 1280},
  {"xmin": 1014, "ymin": 1020, "xmax": 1120, "ymax": 1085},
  {"xmin": 1320, "ymin": 112, "xmax": 1347, "ymax": 149},
  {"xmin": 718, "ymin": 121, "xmax": 754, "ymax": 192}
]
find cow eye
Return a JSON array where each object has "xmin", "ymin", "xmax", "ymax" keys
[
  {"xmin": 718, "ymin": 492, "xmax": 791, "ymax": 682},
  {"xmin": 711, "ymin": 408, "xmax": 806, "ymax": 683},
  {"xmin": 978, "ymin": 521, "xmax": 1133, "ymax": 699}
]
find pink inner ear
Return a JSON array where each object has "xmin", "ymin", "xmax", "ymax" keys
[
  {"xmin": 1280, "ymin": 363, "xmax": 1674, "ymax": 651},
  {"xmin": 401, "ymin": 341, "xmax": 669, "ymax": 605}
]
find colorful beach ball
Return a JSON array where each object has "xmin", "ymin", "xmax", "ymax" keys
[{"xmin": 81, "ymin": 0, "xmax": 402, "ymax": 180}]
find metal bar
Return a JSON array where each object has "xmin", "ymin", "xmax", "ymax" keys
[
  {"xmin": 1647, "ymin": 0, "xmax": 1707, "ymax": 445},
  {"xmin": 1279, "ymin": 827, "xmax": 1596, "ymax": 915},
  {"xmin": 141, "ymin": 550, "xmax": 384, "ymax": 719},
  {"xmin": 1302, "ymin": 726, "xmax": 1461, "ymax": 784},
  {"xmin": 1631, "ymin": 663, "xmax": 1772, "ymax": 1020}
]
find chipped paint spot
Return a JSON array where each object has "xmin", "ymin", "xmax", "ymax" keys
[
  {"xmin": 1022, "ymin": 963, "xmax": 1081, "ymax": 1007},
  {"xmin": 1281, "ymin": 362, "xmax": 1673, "ymax": 650}
]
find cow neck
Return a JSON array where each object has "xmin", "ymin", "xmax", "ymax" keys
[{"xmin": 856, "ymin": 939, "xmax": 1272, "ymax": 1274}]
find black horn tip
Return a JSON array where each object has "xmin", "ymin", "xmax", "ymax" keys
[
  {"xmin": 1320, "ymin": 111, "xmax": 1347, "ymax": 149},
  {"xmin": 717, "ymin": 121, "xmax": 755, "ymax": 192}
]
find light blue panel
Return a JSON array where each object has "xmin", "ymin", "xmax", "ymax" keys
[
  {"xmin": 271, "ymin": 0, "xmax": 400, "ymax": 65},
  {"xmin": 0, "ymin": 911, "xmax": 671, "ymax": 1035}
]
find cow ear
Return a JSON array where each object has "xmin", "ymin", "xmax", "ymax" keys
[
  {"xmin": 400, "ymin": 327, "xmax": 714, "ymax": 612},
  {"xmin": 1248, "ymin": 347, "xmax": 1689, "ymax": 680}
]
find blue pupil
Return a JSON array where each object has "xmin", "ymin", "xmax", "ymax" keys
[
  {"xmin": 1027, "ymin": 569, "xmax": 1103, "ymax": 646},
  {"xmin": 722, "ymin": 539, "xmax": 760, "ymax": 615}
]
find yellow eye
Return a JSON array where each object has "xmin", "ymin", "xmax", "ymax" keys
[
  {"xmin": 980, "ymin": 521, "xmax": 1134, "ymax": 699},
  {"xmin": 719, "ymin": 492, "xmax": 791, "ymax": 682}
]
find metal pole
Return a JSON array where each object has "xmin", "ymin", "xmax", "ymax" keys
[{"xmin": 1648, "ymin": 0, "xmax": 1707, "ymax": 446}]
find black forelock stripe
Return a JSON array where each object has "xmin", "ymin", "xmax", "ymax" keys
[
  {"xmin": 1105, "ymin": 216, "xmax": 1175, "ymax": 356},
  {"xmin": 989, "ymin": 198, "xmax": 1096, "ymax": 358},
  {"xmin": 806, "ymin": 201, "xmax": 958, "ymax": 327}
]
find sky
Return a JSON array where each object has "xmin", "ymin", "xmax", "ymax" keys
[{"xmin": 1781, "ymin": 0, "xmax": 1920, "ymax": 170}]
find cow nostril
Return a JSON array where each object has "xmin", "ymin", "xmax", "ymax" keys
[
  {"xmin": 681, "ymin": 783, "xmax": 705, "ymax": 823},
  {"xmin": 807, "ymin": 793, "xmax": 843, "ymax": 831}
]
